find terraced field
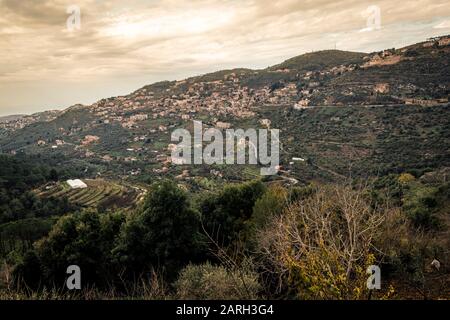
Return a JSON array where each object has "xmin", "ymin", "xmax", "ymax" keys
[{"xmin": 36, "ymin": 179, "xmax": 142, "ymax": 210}]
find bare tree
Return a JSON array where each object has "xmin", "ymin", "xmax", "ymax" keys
[{"xmin": 257, "ymin": 183, "xmax": 386, "ymax": 299}]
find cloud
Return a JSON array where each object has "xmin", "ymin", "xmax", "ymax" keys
[
  {"xmin": 434, "ymin": 20, "xmax": 450, "ymax": 29},
  {"xmin": 0, "ymin": 0, "xmax": 449, "ymax": 115}
]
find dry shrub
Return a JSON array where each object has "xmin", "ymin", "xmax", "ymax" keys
[
  {"xmin": 174, "ymin": 262, "xmax": 261, "ymax": 300},
  {"xmin": 0, "ymin": 270, "xmax": 169, "ymax": 300},
  {"xmin": 257, "ymin": 184, "xmax": 388, "ymax": 300},
  {"xmin": 375, "ymin": 208, "xmax": 449, "ymax": 299}
]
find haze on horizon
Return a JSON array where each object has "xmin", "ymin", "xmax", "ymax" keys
[{"xmin": 1, "ymin": 0, "xmax": 450, "ymax": 117}]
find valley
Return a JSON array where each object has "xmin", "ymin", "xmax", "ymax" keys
[
  {"xmin": 0, "ymin": 36, "xmax": 449, "ymax": 194},
  {"xmin": 0, "ymin": 35, "xmax": 449, "ymax": 300}
]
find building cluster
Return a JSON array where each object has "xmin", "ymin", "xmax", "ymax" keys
[
  {"xmin": 80, "ymin": 71, "xmax": 313, "ymax": 131},
  {"xmin": 0, "ymin": 111, "xmax": 60, "ymax": 131},
  {"xmin": 424, "ymin": 35, "xmax": 450, "ymax": 47}
]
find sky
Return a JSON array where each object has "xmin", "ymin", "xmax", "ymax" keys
[{"xmin": 1, "ymin": 0, "xmax": 450, "ymax": 116}]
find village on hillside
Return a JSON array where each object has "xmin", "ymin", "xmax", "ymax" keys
[{"xmin": 0, "ymin": 35, "xmax": 449, "ymax": 182}]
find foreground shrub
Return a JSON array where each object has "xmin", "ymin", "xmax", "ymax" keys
[
  {"xmin": 250, "ymin": 184, "xmax": 288, "ymax": 231},
  {"xmin": 113, "ymin": 180, "xmax": 205, "ymax": 279},
  {"xmin": 201, "ymin": 180, "xmax": 266, "ymax": 246},
  {"xmin": 14, "ymin": 210, "xmax": 125, "ymax": 289},
  {"xmin": 402, "ymin": 183, "xmax": 441, "ymax": 230},
  {"xmin": 2, "ymin": 270, "xmax": 169, "ymax": 300},
  {"xmin": 375, "ymin": 208, "xmax": 447, "ymax": 299},
  {"xmin": 257, "ymin": 184, "xmax": 387, "ymax": 300},
  {"xmin": 174, "ymin": 262, "xmax": 261, "ymax": 300}
]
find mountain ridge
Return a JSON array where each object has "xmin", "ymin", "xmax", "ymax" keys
[
  {"xmin": 1, "ymin": 36, "xmax": 446, "ymax": 120},
  {"xmin": 0, "ymin": 35, "xmax": 449, "ymax": 184}
]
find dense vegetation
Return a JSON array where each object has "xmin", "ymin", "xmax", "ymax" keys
[
  {"xmin": 1, "ymin": 166, "xmax": 448, "ymax": 300},
  {"xmin": 0, "ymin": 155, "xmax": 80, "ymax": 225},
  {"xmin": 1, "ymin": 40, "xmax": 449, "ymax": 186},
  {"xmin": 0, "ymin": 38, "xmax": 448, "ymax": 300}
]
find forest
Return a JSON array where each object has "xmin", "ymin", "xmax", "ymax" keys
[{"xmin": 0, "ymin": 154, "xmax": 448, "ymax": 299}]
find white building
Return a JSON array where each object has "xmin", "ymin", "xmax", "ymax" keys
[{"xmin": 67, "ymin": 179, "xmax": 88, "ymax": 189}]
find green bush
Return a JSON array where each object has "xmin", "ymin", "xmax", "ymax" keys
[
  {"xmin": 250, "ymin": 184, "xmax": 288, "ymax": 231},
  {"xmin": 13, "ymin": 210, "xmax": 125, "ymax": 289},
  {"xmin": 174, "ymin": 262, "xmax": 261, "ymax": 300},
  {"xmin": 201, "ymin": 180, "xmax": 266, "ymax": 246},
  {"xmin": 403, "ymin": 184, "xmax": 441, "ymax": 230},
  {"xmin": 113, "ymin": 180, "xmax": 205, "ymax": 279}
]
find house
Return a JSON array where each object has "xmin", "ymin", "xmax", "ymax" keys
[
  {"xmin": 175, "ymin": 170, "xmax": 190, "ymax": 180},
  {"xmin": 102, "ymin": 155, "xmax": 113, "ymax": 162},
  {"xmin": 363, "ymin": 54, "xmax": 402, "ymax": 67},
  {"xmin": 130, "ymin": 114, "xmax": 148, "ymax": 121},
  {"xmin": 167, "ymin": 144, "xmax": 178, "ymax": 152},
  {"xmin": 374, "ymin": 83, "xmax": 390, "ymax": 94},
  {"xmin": 215, "ymin": 121, "xmax": 231, "ymax": 129},
  {"xmin": 438, "ymin": 36, "xmax": 450, "ymax": 46},
  {"xmin": 294, "ymin": 99, "xmax": 310, "ymax": 110},
  {"xmin": 67, "ymin": 179, "xmax": 88, "ymax": 189},
  {"xmin": 210, "ymin": 169, "xmax": 223, "ymax": 178},
  {"xmin": 172, "ymin": 157, "xmax": 188, "ymax": 165},
  {"xmin": 404, "ymin": 98, "xmax": 441, "ymax": 106},
  {"xmin": 82, "ymin": 135, "xmax": 100, "ymax": 145},
  {"xmin": 260, "ymin": 119, "xmax": 271, "ymax": 128},
  {"xmin": 129, "ymin": 169, "xmax": 141, "ymax": 176}
]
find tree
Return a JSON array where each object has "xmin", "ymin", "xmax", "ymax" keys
[
  {"xmin": 113, "ymin": 180, "xmax": 204, "ymax": 279},
  {"xmin": 49, "ymin": 168, "xmax": 59, "ymax": 182},
  {"xmin": 402, "ymin": 183, "xmax": 441, "ymax": 230},
  {"xmin": 14, "ymin": 210, "xmax": 125, "ymax": 289},
  {"xmin": 201, "ymin": 180, "xmax": 266, "ymax": 247},
  {"xmin": 10, "ymin": 199, "xmax": 25, "ymax": 220},
  {"xmin": 257, "ymin": 184, "xmax": 386, "ymax": 299},
  {"xmin": 249, "ymin": 184, "xmax": 288, "ymax": 242}
]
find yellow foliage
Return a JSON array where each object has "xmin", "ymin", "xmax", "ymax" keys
[
  {"xmin": 257, "ymin": 184, "xmax": 389, "ymax": 300},
  {"xmin": 398, "ymin": 173, "xmax": 415, "ymax": 184}
]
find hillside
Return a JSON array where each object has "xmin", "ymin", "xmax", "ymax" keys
[
  {"xmin": 35, "ymin": 179, "xmax": 143, "ymax": 210},
  {"xmin": 1, "ymin": 35, "xmax": 449, "ymax": 302},
  {"xmin": 269, "ymin": 50, "xmax": 366, "ymax": 71},
  {"xmin": 0, "ymin": 35, "xmax": 449, "ymax": 187},
  {"xmin": 0, "ymin": 115, "xmax": 26, "ymax": 123}
]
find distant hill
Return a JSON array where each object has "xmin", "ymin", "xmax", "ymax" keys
[
  {"xmin": 269, "ymin": 50, "xmax": 366, "ymax": 72},
  {"xmin": 0, "ymin": 114, "xmax": 26, "ymax": 123},
  {"xmin": 0, "ymin": 35, "xmax": 449, "ymax": 184}
]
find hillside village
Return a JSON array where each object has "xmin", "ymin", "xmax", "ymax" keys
[
  {"xmin": 0, "ymin": 35, "xmax": 449, "ymax": 182},
  {"xmin": 0, "ymin": 110, "xmax": 61, "ymax": 132}
]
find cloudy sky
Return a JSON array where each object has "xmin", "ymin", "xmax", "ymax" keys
[{"xmin": 1, "ymin": 0, "xmax": 449, "ymax": 116}]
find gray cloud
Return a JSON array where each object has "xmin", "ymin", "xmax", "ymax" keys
[{"xmin": 0, "ymin": 0, "xmax": 449, "ymax": 116}]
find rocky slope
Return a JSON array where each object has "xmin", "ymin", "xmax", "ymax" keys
[{"xmin": 0, "ymin": 35, "xmax": 449, "ymax": 184}]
